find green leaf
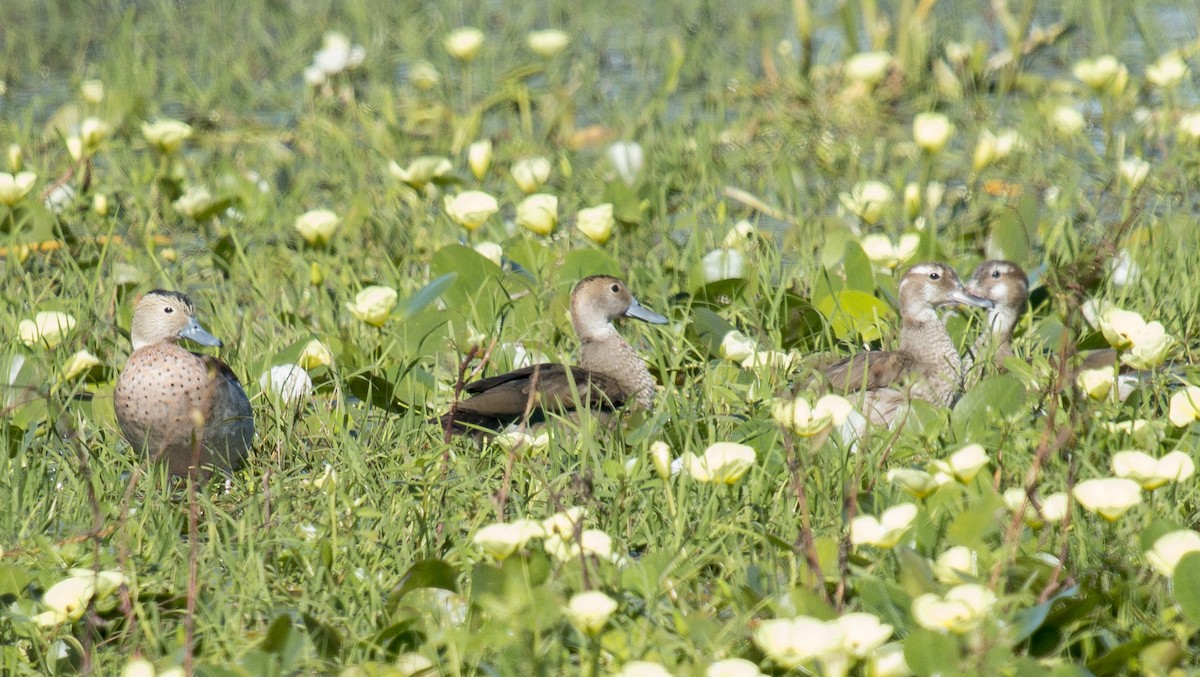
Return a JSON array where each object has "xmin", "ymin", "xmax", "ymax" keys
[
  {"xmin": 561, "ymin": 247, "xmax": 623, "ymax": 282},
  {"xmin": 904, "ymin": 628, "xmax": 960, "ymax": 676},
  {"xmin": 778, "ymin": 293, "xmax": 826, "ymax": 350},
  {"xmin": 692, "ymin": 279, "xmax": 748, "ymax": 307},
  {"xmin": 815, "ymin": 290, "xmax": 893, "ymax": 342},
  {"xmin": 301, "ymin": 612, "xmax": 344, "ymax": 660},
  {"xmin": 690, "ymin": 307, "xmax": 738, "ymax": 358},
  {"xmin": 392, "ymin": 559, "xmax": 459, "ymax": 601},
  {"xmin": 0, "ymin": 564, "xmax": 31, "ymax": 598},
  {"xmin": 842, "ymin": 239, "xmax": 876, "ymax": 293},
  {"xmin": 398, "ymin": 272, "xmax": 457, "ymax": 320},
  {"xmin": 259, "ymin": 614, "xmax": 294, "ymax": 654},
  {"xmin": 1172, "ymin": 551, "xmax": 1200, "ymax": 624}
]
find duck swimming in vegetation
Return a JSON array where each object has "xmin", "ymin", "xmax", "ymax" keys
[
  {"xmin": 440, "ymin": 275, "xmax": 667, "ymax": 436},
  {"xmin": 819, "ymin": 262, "xmax": 993, "ymax": 427},
  {"xmin": 114, "ymin": 290, "xmax": 254, "ymax": 476}
]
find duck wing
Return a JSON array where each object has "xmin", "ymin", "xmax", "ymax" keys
[
  {"xmin": 821, "ymin": 350, "xmax": 915, "ymax": 394},
  {"xmin": 444, "ymin": 363, "xmax": 625, "ymax": 433}
]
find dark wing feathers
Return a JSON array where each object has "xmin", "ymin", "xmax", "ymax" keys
[
  {"xmin": 821, "ymin": 350, "xmax": 915, "ymax": 394},
  {"xmin": 442, "ymin": 363, "xmax": 626, "ymax": 433}
]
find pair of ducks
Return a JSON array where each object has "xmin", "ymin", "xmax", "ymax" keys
[{"xmin": 112, "ymin": 263, "xmax": 1027, "ymax": 475}]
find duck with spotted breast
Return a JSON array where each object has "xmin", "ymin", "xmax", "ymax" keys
[
  {"xmin": 114, "ymin": 290, "xmax": 254, "ymax": 476},
  {"xmin": 819, "ymin": 262, "xmax": 993, "ymax": 427},
  {"xmin": 440, "ymin": 275, "xmax": 667, "ymax": 436}
]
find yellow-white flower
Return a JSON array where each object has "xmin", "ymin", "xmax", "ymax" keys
[
  {"xmin": 141, "ymin": 118, "xmax": 193, "ymax": 153},
  {"xmin": 701, "ymin": 248, "xmax": 745, "ymax": 282},
  {"xmin": 0, "ymin": 171, "xmax": 37, "ymax": 205},
  {"xmin": 682, "ymin": 442, "xmax": 756, "ymax": 484},
  {"xmin": 1111, "ymin": 450, "xmax": 1194, "ymax": 490},
  {"xmin": 930, "ymin": 444, "xmax": 989, "ymax": 483},
  {"xmin": 934, "ymin": 546, "xmax": 978, "ymax": 584},
  {"xmin": 297, "ymin": 339, "xmax": 334, "ymax": 370},
  {"xmin": 80, "ymin": 79, "xmax": 104, "ymax": 104},
  {"xmin": 388, "ymin": 156, "xmax": 452, "ymax": 189},
  {"xmin": 844, "ymin": 51, "xmax": 893, "ymax": 86},
  {"xmin": 468, "ymin": 140, "xmax": 493, "ymax": 180},
  {"xmin": 19, "ymin": 311, "xmax": 77, "ymax": 348},
  {"xmin": 394, "ymin": 653, "xmax": 435, "ymax": 677},
  {"xmin": 867, "ymin": 643, "xmax": 911, "ymax": 677},
  {"xmin": 912, "ymin": 584, "xmax": 996, "ymax": 634},
  {"xmin": 121, "ymin": 658, "xmax": 156, "ymax": 677},
  {"xmin": 312, "ymin": 31, "xmax": 365, "ymax": 76},
  {"xmin": 491, "ymin": 429, "xmax": 550, "ymax": 454},
  {"xmin": 444, "ymin": 191, "xmax": 499, "ymax": 231},
  {"xmin": 42, "ymin": 575, "xmax": 97, "ymax": 622},
  {"xmin": 294, "ymin": 209, "xmax": 340, "ymax": 245},
  {"xmin": 859, "ymin": 232, "xmax": 920, "ymax": 269},
  {"xmin": 1073, "ymin": 478, "xmax": 1141, "ymax": 521},
  {"xmin": 527, "ymin": 29, "xmax": 570, "ymax": 58},
  {"xmin": 80, "ymin": 116, "xmax": 109, "ymax": 151},
  {"xmin": 62, "ymin": 349, "xmax": 101, "ymax": 380},
  {"xmin": 607, "ymin": 141, "xmax": 644, "ymax": 186},
  {"xmin": 705, "ymin": 658, "xmax": 764, "ymax": 677},
  {"xmin": 516, "ymin": 193, "xmax": 558, "ymax": 236},
  {"xmin": 718, "ymin": 331, "xmax": 756, "ymax": 363},
  {"xmin": 259, "ymin": 365, "xmax": 313, "ymax": 404},
  {"xmin": 835, "ymin": 612, "xmax": 893, "ymax": 658},
  {"xmin": 1096, "ymin": 307, "xmax": 1146, "ymax": 348},
  {"xmin": 649, "ymin": 441, "xmax": 673, "ymax": 479},
  {"xmin": 740, "ymin": 350, "xmax": 799, "ymax": 371},
  {"xmin": 839, "ymin": 181, "xmax": 894, "ymax": 224},
  {"xmin": 723, "ymin": 220, "xmax": 758, "ymax": 248},
  {"xmin": 1073, "ymin": 55, "xmax": 1125, "ymax": 92},
  {"xmin": 1179, "ymin": 112, "xmax": 1200, "ymax": 141},
  {"xmin": 1050, "ymin": 106, "xmax": 1085, "ymax": 137},
  {"xmin": 444, "ymin": 27, "xmax": 485, "ymax": 62},
  {"xmin": 511, "ymin": 157, "xmax": 551, "ymax": 193},
  {"xmin": 972, "ymin": 130, "xmax": 998, "ymax": 172},
  {"xmin": 1119, "ymin": 157, "xmax": 1150, "ymax": 190},
  {"xmin": 473, "ymin": 241, "xmax": 503, "ymax": 266},
  {"xmin": 1146, "ymin": 53, "xmax": 1189, "ymax": 89},
  {"xmin": 1076, "ymin": 367, "xmax": 1115, "ymax": 400},
  {"xmin": 346, "ymin": 285, "xmax": 397, "ymax": 327},
  {"xmin": 1169, "ymin": 386, "xmax": 1200, "ymax": 427},
  {"xmin": 474, "ymin": 521, "xmax": 544, "ymax": 560},
  {"xmin": 614, "ymin": 662, "xmax": 673, "ymax": 677},
  {"xmin": 172, "ymin": 186, "xmax": 213, "ymax": 219},
  {"xmin": 754, "ymin": 616, "xmax": 846, "ymax": 671},
  {"xmin": 576, "ymin": 203, "xmax": 615, "ymax": 244},
  {"xmin": 1146, "ymin": 530, "xmax": 1200, "ymax": 577},
  {"xmin": 565, "ymin": 590, "xmax": 617, "ymax": 634},
  {"xmin": 409, "ymin": 61, "xmax": 440, "ymax": 90},
  {"xmin": 772, "ymin": 394, "xmax": 853, "ymax": 437},
  {"xmin": 6, "ymin": 144, "xmax": 21, "ymax": 172},
  {"xmin": 887, "ymin": 468, "xmax": 943, "ymax": 499},
  {"xmin": 850, "ymin": 503, "xmax": 918, "ymax": 548},
  {"xmin": 912, "ymin": 113, "xmax": 954, "ymax": 153},
  {"xmin": 1003, "ymin": 489, "xmax": 1069, "ymax": 528},
  {"xmin": 542, "ymin": 506, "xmax": 587, "ymax": 537}
]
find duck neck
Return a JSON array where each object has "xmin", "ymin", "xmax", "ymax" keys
[
  {"xmin": 579, "ymin": 333, "xmax": 656, "ymax": 409},
  {"xmin": 969, "ymin": 306, "xmax": 1018, "ymax": 366}
]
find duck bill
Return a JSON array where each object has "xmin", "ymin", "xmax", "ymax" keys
[
  {"xmin": 624, "ymin": 298, "xmax": 669, "ymax": 324},
  {"xmin": 179, "ymin": 317, "xmax": 224, "ymax": 347},
  {"xmin": 946, "ymin": 288, "xmax": 994, "ymax": 310}
]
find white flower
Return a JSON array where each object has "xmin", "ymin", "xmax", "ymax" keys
[
  {"xmin": 867, "ymin": 643, "xmax": 912, "ymax": 677},
  {"xmin": 887, "ymin": 468, "xmax": 943, "ymax": 498},
  {"xmin": 1111, "ymin": 450, "xmax": 1194, "ymax": 490},
  {"xmin": 839, "ymin": 181, "xmax": 893, "ymax": 224},
  {"xmin": 1119, "ymin": 157, "xmax": 1150, "ymax": 190},
  {"xmin": 576, "ymin": 203, "xmax": 615, "ymax": 244},
  {"xmin": 1179, "ymin": 112, "xmax": 1200, "ymax": 141},
  {"xmin": 511, "ymin": 157, "xmax": 552, "ymax": 193},
  {"xmin": 61, "ymin": 349, "xmax": 101, "ymax": 380},
  {"xmin": 614, "ymin": 662, "xmax": 673, "ymax": 677},
  {"xmin": 491, "ymin": 429, "xmax": 549, "ymax": 454},
  {"xmin": 19, "ymin": 311, "xmax": 76, "ymax": 349},
  {"xmin": 346, "ymin": 285, "xmax": 397, "ymax": 327},
  {"xmin": 719, "ymin": 331, "xmax": 756, "ymax": 363},
  {"xmin": 912, "ymin": 113, "xmax": 954, "ymax": 153},
  {"xmin": 443, "ymin": 191, "xmax": 499, "ymax": 231},
  {"xmin": 935, "ymin": 546, "xmax": 978, "ymax": 583},
  {"xmin": 973, "ymin": 130, "xmax": 998, "ymax": 172},
  {"xmin": 1146, "ymin": 53, "xmax": 1188, "ymax": 89},
  {"xmin": 772, "ymin": 395, "xmax": 853, "ymax": 437},
  {"xmin": 1146, "ymin": 530, "xmax": 1200, "ymax": 577},
  {"xmin": 844, "ymin": 51, "xmax": 893, "ymax": 85},
  {"xmin": 1076, "ymin": 367, "xmax": 1115, "ymax": 400},
  {"xmin": 740, "ymin": 350, "xmax": 799, "ymax": 370},
  {"xmin": 607, "ymin": 141, "xmax": 644, "ymax": 186},
  {"xmin": 80, "ymin": 117, "xmax": 109, "ymax": 150},
  {"xmin": 850, "ymin": 504, "xmax": 918, "ymax": 548},
  {"xmin": 389, "ymin": 156, "xmax": 452, "ymax": 189},
  {"xmin": 912, "ymin": 584, "xmax": 996, "ymax": 634},
  {"xmin": 1073, "ymin": 55, "xmax": 1124, "ymax": 92},
  {"xmin": 141, "ymin": 119, "xmax": 193, "ymax": 153},
  {"xmin": 297, "ymin": 339, "xmax": 334, "ymax": 370},
  {"xmin": 0, "ymin": 171, "xmax": 37, "ymax": 205},
  {"xmin": 1003, "ymin": 489, "xmax": 1069, "ymax": 528},
  {"xmin": 565, "ymin": 591, "xmax": 617, "ymax": 634},
  {"xmin": 394, "ymin": 653, "xmax": 435, "ymax": 677},
  {"xmin": 1107, "ymin": 250, "xmax": 1139, "ymax": 287},
  {"xmin": 527, "ymin": 30, "xmax": 570, "ymax": 58},
  {"xmin": 930, "ymin": 444, "xmax": 989, "ymax": 483},
  {"xmin": 80, "ymin": 79, "xmax": 104, "ymax": 104},
  {"xmin": 701, "ymin": 248, "xmax": 745, "ymax": 282},
  {"xmin": 304, "ymin": 65, "xmax": 326, "ymax": 86},
  {"xmin": 1169, "ymin": 386, "xmax": 1200, "ymax": 427},
  {"xmin": 313, "ymin": 31, "xmax": 365, "ymax": 76},
  {"xmin": 172, "ymin": 186, "xmax": 213, "ymax": 218},
  {"xmin": 542, "ymin": 506, "xmax": 587, "ymax": 537},
  {"xmin": 42, "ymin": 575, "xmax": 96, "ymax": 622},
  {"xmin": 1049, "ymin": 106, "xmax": 1085, "ymax": 136},
  {"xmin": 409, "ymin": 61, "xmax": 440, "ymax": 90},
  {"xmin": 473, "ymin": 241, "xmax": 503, "ymax": 266},
  {"xmin": 753, "ymin": 616, "xmax": 847, "ymax": 671},
  {"xmin": 1073, "ymin": 478, "xmax": 1141, "ymax": 521},
  {"xmin": 516, "ymin": 193, "xmax": 558, "ymax": 236},
  {"xmin": 474, "ymin": 521, "xmax": 544, "ymax": 560},
  {"xmin": 294, "ymin": 209, "xmax": 340, "ymax": 245},
  {"xmin": 723, "ymin": 220, "xmax": 757, "ymax": 248},
  {"xmin": 682, "ymin": 442, "xmax": 756, "ymax": 484},
  {"xmin": 649, "ymin": 441, "xmax": 673, "ymax": 479},
  {"xmin": 835, "ymin": 612, "xmax": 893, "ymax": 658},
  {"xmin": 706, "ymin": 658, "xmax": 764, "ymax": 677},
  {"xmin": 444, "ymin": 27, "xmax": 485, "ymax": 62},
  {"xmin": 859, "ymin": 233, "xmax": 920, "ymax": 269},
  {"xmin": 259, "ymin": 365, "xmax": 313, "ymax": 405},
  {"xmin": 122, "ymin": 658, "xmax": 156, "ymax": 677},
  {"xmin": 467, "ymin": 140, "xmax": 492, "ymax": 180}
]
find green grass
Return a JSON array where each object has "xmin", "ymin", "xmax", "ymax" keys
[{"xmin": 3, "ymin": 0, "xmax": 1200, "ymax": 675}]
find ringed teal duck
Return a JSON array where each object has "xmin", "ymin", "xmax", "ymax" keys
[
  {"xmin": 820, "ymin": 262, "xmax": 993, "ymax": 427},
  {"xmin": 441, "ymin": 275, "xmax": 668, "ymax": 435},
  {"xmin": 114, "ymin": 290, "xmax": 254, "ymax": 475},
  {"xmin": 963, "ymin": 259, "xmax": 1030, "ymax": 373}
]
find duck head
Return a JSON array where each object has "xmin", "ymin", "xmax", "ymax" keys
[
  {"xmin": 570, "ymin": 275, "xmax": 667, "ymax": 341},
  {"xmin": 898, "ymin": 262, "xmax": 994, "ymax": 323},
  {"xmin": 966, "ymin": 260, "xmax": 1029, "ymax": 313},
  {"xmin": 130, "ymin": 290, "xmax": 223, "ymax": 350}
]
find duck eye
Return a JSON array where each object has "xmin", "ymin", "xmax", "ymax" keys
[
  {"xmin": 610, "ymin": 284, "xmax": 620, "ymax": 293},
  {"xmin": 164, "ymin": 307, "xmax": 174, "ymax": 314},
  {"xmin": 929, "ymin": 272, "xmax": 940, "ymax": 280},
  {"xmin": 992, "ymin": 270, "xmax": 1001, "ymax": 278}
]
